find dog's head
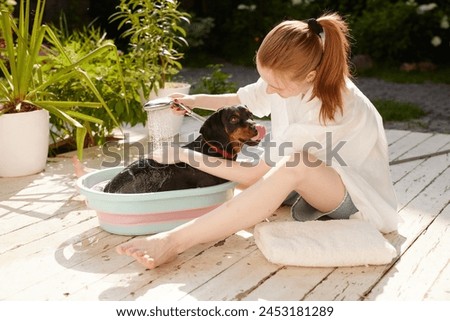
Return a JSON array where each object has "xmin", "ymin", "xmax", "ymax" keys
[{"xmin": 199, "ymin": 105, "xmax": 265, "ymax": 158}]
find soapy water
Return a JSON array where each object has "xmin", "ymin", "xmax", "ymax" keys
[
  {"xmin": 147, "ymin": 109, "xmax": 183, "ymax": 151},
  {"xmin": 92, "ymin": 180, "xmax": 109, "ymax": 192}
]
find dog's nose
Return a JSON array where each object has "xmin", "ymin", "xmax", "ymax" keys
[{"xmin": 249, "ymin": 123, "xmax": 258, "ymax": 135}]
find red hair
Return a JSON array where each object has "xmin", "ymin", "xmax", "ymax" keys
[{"xmin": 257, "ymin": 13, "xmax": 351, "ymax": 124}]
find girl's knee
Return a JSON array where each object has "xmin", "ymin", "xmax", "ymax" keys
[
  {"xmin": 289, "ymin": 150, "xmax": 321, "ymax": 168},
  {"xmin": 278, "ymin": 152, "xmax": 321, "ymax": 184}
]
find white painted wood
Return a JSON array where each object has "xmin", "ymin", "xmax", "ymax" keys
[
  {"xmin": 0, "ymin": 207, "xmax": 97, "ymax": 255},
  {"xmin": 6, "ymin": 232, "xmax": 134, "ymax": 300},
  {"xmin": 243, "ymin": 265, "xmax": 336, "ymax": 301},
  {"xmin": 180, "ymin": 247, "xmax": 280, "ymax": 301},
  {"xmin": 131, "ymin": 234, "xmax": 257, "ymax": 301},
  {"xmin": 67, "ymin": 241, "xmax": 222, "ymax": 301},
  {"xmin": 393, "ymin": 153, "xmax": 449, "ymax": 207},
  {"xmin": 0, "ymin": 219, "xmax": 107, "ymax": 299},
  {"xmin": 389, "ymin": 133, "xmax": 450, "ymax": 183},
  {"xmin": 423, "ymin": 257, "xmax": 450, "ymax": 301},
  {"xmin": 390, "ymin": 160, "xmax": 421, "ymax": 184},
  {"xmin": 399, "ymin": 133, "xmax": 450, "ymax": 160},
  {"xmin": 1, "ymin": 129, "xmax": 449, "ymax": 301},
  {"xmin": 385, "ymin": 129, "xmax": 411, "ymax": 145},
  {"xmin": 301, "ymin": 166, "xmax": 450, "ymax": 301},
  {"xmin": 367, "ymin": 204, "xmax": 450, "ymax": 300},
  {"xmin": 389, "ymin": 132, "xmax": 433, "ymax": 161}
]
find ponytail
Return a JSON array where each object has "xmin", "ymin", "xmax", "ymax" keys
[{"xmin": 315, "ymin": 13, "xmax": 351, "ymax": 124}]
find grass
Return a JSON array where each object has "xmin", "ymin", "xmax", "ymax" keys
[
  {"xmin": 356, "ymin": 64, "xmax": 450, "ymax": 84},
  {"xmin": 373, "ymin": 99, "xmax": 425, "ymax": 122}
]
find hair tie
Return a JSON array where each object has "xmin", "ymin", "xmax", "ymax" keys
[{"xmin": 307, "ymin": 18, "xmax": 323, "ymax": 37}]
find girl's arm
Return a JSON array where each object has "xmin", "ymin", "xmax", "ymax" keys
[
  {"xmin": 171, "ymin": 93, "xmax": 241, "ymax": 111},
  {"xmin": 180, "ymin": 148, "xmax": 270, "ymax": 186},
  {"xmin": 152, "ymin": 145, "xmax": 270, "ymax": 187}
]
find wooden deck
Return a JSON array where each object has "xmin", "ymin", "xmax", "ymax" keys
[{"xmin": 1, "ymin": 120, "xmax": 449, "ymax": 301}]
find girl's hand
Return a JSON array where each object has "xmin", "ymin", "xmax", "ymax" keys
[
  {"xmin": 169, "ymin": 94, "xmax": 196, "ymax": 116},
  {"xmin": 149, "ymin": 144, "xmax": 185, "ymax": 164}
]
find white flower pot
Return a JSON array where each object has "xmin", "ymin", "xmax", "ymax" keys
[
  {"xmin": 0, "ymin": 109, "xmax": 49, "ymax": 177},
  {"xmin": 146, "ymin": 82, "xmax": 191, "ymax": 141}
]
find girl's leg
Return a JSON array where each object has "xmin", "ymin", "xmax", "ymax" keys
[{"xmin": 116, "ymin": 152, "xmax": 345, "ymax": 269}]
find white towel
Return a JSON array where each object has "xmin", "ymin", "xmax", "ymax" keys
[{"xmin": 254, "ymin": 219, "xmax": 397, "ymax": 267}]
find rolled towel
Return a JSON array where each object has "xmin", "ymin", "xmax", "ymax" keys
[{"xmin": 254, "ymin": 219, "xmax": 397, "ymax": 267}]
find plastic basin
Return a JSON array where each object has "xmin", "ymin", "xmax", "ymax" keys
[{"xmin": 77, "ymin": 167, "xmax": 236, "ymax": 235}]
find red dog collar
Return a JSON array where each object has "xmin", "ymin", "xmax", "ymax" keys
[{"xmin": 207, "ymin": 144, "xmax": 234, "ymax": 160}]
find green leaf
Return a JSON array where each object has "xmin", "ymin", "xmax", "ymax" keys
[
  {"xmin": 38, "ymin": 101, "xmax": 102, "ymax": 108},
  {"xmin": 75, "ymin": 127, "xmax": 87, "ymax": 160},
  {"xmin": 37, "ymin": 102, "xmax": 84, "ymax": 128},
  {"xmin": 65, "ymin": 110, "xmax": 104, "ymax": 125}
]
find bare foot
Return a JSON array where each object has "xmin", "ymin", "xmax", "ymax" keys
[
  {"xmin": 116, "ymin": 232, "xmax": 179, "ymax": 269},
  {"xmin": 72, "ymin": 156, "xmax": 95, "ymax": 178}
]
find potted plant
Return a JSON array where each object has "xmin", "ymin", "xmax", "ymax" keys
[
  {"xmin": 0, "ymin": 0, "xmax": 125, "ymax": 177},
  {"xmin": 111, "ymin": 0, "xmax": 191, "ymax": 139}
]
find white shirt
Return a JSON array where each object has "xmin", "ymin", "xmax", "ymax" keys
[{"xmin": 237, "ymin": 78, "xmax": 399, "ymax": 233}]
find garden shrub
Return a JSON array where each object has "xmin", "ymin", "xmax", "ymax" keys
[
  {"xmin": 191, "ymin": 64, "xmax": 238, "ymax": 95},
  {"xmin": 352, "ymin": 0, "xmax": 449, "ymax": 64},
  {"xmin": 180, "ymin": 0, "xmax": 449, "ymax": 66},
  {"xmin": 47, "ymin": 24, "xmax": 146, "ymax": 146}
]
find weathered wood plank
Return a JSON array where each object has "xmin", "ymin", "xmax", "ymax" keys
[
  {"xmin": 390, "ymin": 159, "xmax": 422, "ymax": 184},
  {"xmin": 6, "ymin": 232, "xmax": 134, "ymax": 300},
  {"xmin": 399, "ymin": 133, "xmax": 450, "ymax": 160},
  {"xmin": 65, "ymin": 240, "xmax": 223, "ymax": 301},
  {"xmin": 0, "ymin": 220, "xmax": 100, "ymax": 299},
  {"xmin": 389, "ymin": 133, "xmax": 450, "ymax": 183},
  {"xmin": 393, "ymin": 153, "xmax": 449, "ymax": 207},
  {"xmin": 0, "ymin": 204, "xmax": 96, "ymax": 255},
  {"xmin": 1, "ymin": 179, "xmax": 74, "ymax": 229},
  {"xmin": 128, "ymin": 233, "xmax": 257, "ymax": 301},
  {"xmin": 0, "ymin": 157, "xmax": 91, "ymax": 235},
  {"xmin": 0, "ymin": 195, "xmax": 87, "ymax": 238},
  {"xmin": 385, "ymin": 129, "xmax": 411, "ymax": 146},
  {"xmin": 389, "ymin": 132, "xmax": 433, "ymax": 161},
  {"xmin": 244, "ymin": 266, "xmax": 337, "ymax": 301},
  {"xmin": 0, "ymin": 217, "xmax": 105, "ymax": 299},
  {"xmin": 180, "ymin": 246, "xmax": 280, "ymax": 301},
  {"xmin": 366, "ymin": 204, "xmax": 450, "ymax": 300},
  {"xmin": 300, "ymin": 165, "xmax": 450, "ymax": 301},
  {"xmin": 423, "ymin": 257, "xmax": 450, "ymax": 300}
]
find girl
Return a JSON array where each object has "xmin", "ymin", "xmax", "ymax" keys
[{"xmin": 116, "ymin": 13, "xmax": 398, "ymax": 269}]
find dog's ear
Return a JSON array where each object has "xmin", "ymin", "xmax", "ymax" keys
[{"xmin": 199, "ymin": 108, "xmax": 229, "ymax": 143}]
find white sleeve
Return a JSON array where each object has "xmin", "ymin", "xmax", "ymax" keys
[{"xmin": 237, "ymin": 78, "xmax": 272, "ymax": 118}]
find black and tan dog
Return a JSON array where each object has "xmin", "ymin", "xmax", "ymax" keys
[{"xmin": 103, "ymin": 105, "xmax": 265, "ymax": 193}]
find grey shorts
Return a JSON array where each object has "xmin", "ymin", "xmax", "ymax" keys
[{"xmin": 283, "ymin": 190, "xmax": 359, "ymax": 222}]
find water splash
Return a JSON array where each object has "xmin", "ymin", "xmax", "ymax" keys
[{"xmin": 147, "ymin": 109, "xmax": 182, "ymax": 151}]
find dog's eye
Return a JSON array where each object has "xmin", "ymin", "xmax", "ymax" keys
[{"xmin": 229, "ymin": 116, "xmax": 239, "ymax": 124}]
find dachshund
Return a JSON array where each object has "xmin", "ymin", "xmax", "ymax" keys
[{"xmin": 103, "ymin": 105, "xmax": 265, "ymax": 193}]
